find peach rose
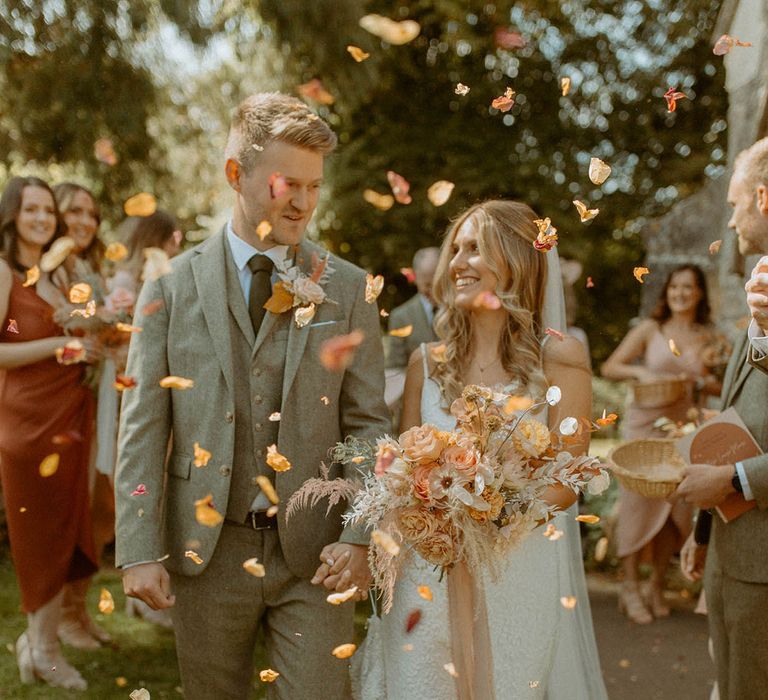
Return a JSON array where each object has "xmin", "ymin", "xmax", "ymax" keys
[
  {"xmin": 412, "ymin": 462, "xmax": 438, "ymax": 501},
  {"xmin": 442, "ymin": 445, "xmax": 480, "ymax": 480},
  {"xmin": 468, "ymin": 489, "xmax": 505, "ymax": 523},
  {"xmin": 398, "ymin": 506, "xmax": 439, "ymax": 541},
  {"xmin": 293, "ymin": 276, "xmax": 326, "ymax": 305},
  {"xmin": 511, "ymin": 419, "xmax": 551, "ymax": 457},
  {"xmin": 414, "ymin": 532, "xmax": 455, "ymax": 567},
  {"xmin": 400, "ymin": 425, "xmax": 446, "ymax": 464}
]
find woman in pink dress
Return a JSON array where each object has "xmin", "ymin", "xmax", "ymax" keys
[{"xmin": 602, "ymin": 265, "xmax": 721, "ymax": 623}]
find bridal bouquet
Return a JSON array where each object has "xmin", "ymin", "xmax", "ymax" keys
[{"xmin": 289, "ymin": 384, "xmax": 609, "ymax": 611}]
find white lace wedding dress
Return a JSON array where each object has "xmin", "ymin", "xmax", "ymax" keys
[{"xmin": 364, "ymin": 346, "xmax": 608, "ymax": 700}]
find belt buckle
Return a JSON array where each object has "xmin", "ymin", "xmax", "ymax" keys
[{"xmin": 248, "ymin": 510, "xmax": 271, "ymax": 531}]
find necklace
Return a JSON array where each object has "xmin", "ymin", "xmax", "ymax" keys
[{"xmin": 472, "ymin": 356, "xmax": 502, "ymax": 380}]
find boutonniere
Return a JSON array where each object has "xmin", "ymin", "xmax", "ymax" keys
[{"xmin": 264, "ymin": 250, "xmax": 335, "ymax": 327}]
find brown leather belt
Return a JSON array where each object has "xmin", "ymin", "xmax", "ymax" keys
[{"xmin": 225, "ymin": 510, "xmax": 276, "ymax": 531}]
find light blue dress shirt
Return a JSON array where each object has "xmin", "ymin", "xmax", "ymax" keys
[{"xmin": 225, "ymin": 221, "xmax": 291, "ymax": 301}]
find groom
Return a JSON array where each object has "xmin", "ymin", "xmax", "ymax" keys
[{"xmin": 115, "ymin": 92, "xmax": 390, "ymax": 699}]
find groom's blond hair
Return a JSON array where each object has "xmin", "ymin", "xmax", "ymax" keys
[
  {"xmin": 734, "ymin": 137, "xmax": 768, "ymax": 190},
  {"xmin": 225, "ymin": 92, "xmax": 337, "ymax": 172}
]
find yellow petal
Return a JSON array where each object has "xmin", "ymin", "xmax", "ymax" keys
[
  {"xmin": 159, "ymin": 376, "xmax": 195, "ymax": 390},
  {"xmin": 572, "ymin": 199, "xmax": 599, "ymax": 222},
  {"xmin": 371, "ymin": 529, "xmax": 400, "ymax": 556},
  {"xmin": 39, "ymin": 453, "xmax": 60, "ymax": 477},
  {"xmin": 194, "ymin": 494, "xmax": 224, "ymax": 527},
  {"xmin": 184, "ymin": 550, "xmax": 203, "ymax": 564},
  {"xmin": 327, "ymin": 586, "xmax": 358, "ymax": 605},
  {"xmin": 105, "ymin": 241, "xmax": 128, "ymax": 262},
  {"xmin": 561, "ymin": 76, "xmax": 571, "ymax": 96},
  {"xmin": 193, "ymin": 442, "xmax": 212, "ymax": 467},
  {"xmin": 266, "ymin": 444, "xmax": 292, "ymax": 472},
  {"xmin": 115, "ymin": 322, "xmax": 142, "ymax": 333},
  {"xmin": 115, "ymin": 677, "xmax": 128, "ymax": 687},
  {"xmin": 359, "ymin": 14, "xmax": 420, "ymax": 45},
  {"xmin": 259, "ymin": 669, "xmax": 280, "ymax": 682},
  {"xmin": 427, "ymin": 180, "xmax": 455, "ymax": 207},
  {"xmin": 575, "ymin": 514, "xmax": 601, "ymax": 524},
  {"xmin": 98, "ymin": 588, "xmax": 115, "ymax": 614},
  {"xmin": 363, "ymin": 189, "xmax": 395, "ymax": 211},
  {"xmin": 346, "ymin": 45, "xmax": 370, "ymax": 62},
  {"xmin": 389, "ymin": 325, "xmax": 413, "ymax": 338},
  {"xmin": 124, "ymin": 192, "xmax": 158, "ymax": 217},
  {"xmin": 22, "ymin": 265, "xmax": 40, "ymax": 287},
  {"xmin": 668, "ymin": 338, "xmax": 681, "ymax": 356},
  {"xmin": 255, "ymin": 475, "xmax": 279, "ymax": 505},
  {"xmin": 365, "ymin": 274, "xmax": 384, "ymax": 304},
  {"xmin": 256, "ymin": 220, "xmax": 272, "ymax": 241},
  {"xmin": 332, "ymin": 643, "xmax": 357, "ymax": 659},
  {"xmin": 588, "ymin": 157, "xmax": 611, "ymax": 185},
  {"xmin": 40, "ymin": 237, "xmax": 76, "ymax": 272},
  {"xmin": 444, "ymin": 662, "xmax": 459, "ymax": 678},
  {"xmin": 633, "ymin": 267, "xmax": 650, "ymax": 284},
  {"xmin": 560, "ymin": 595, "xmax": 577, "ymax": 609},
  {"xmin": 243, "ymin": 557, "xmax": 266, "ymax": 577},
  {"xmin": 68, "ymin": 283, "xmax": 92, "ymax": 304},
  {"xmin": 417, "ymin": 585, "xmax": 433, "ymax": 601}
]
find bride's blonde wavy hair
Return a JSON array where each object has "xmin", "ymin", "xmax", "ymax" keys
[{"xmin": 431, "ymin": 200, "xmax": 549, "ymax": 406}]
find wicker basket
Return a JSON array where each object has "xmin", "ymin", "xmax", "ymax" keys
[
  {"xmin": 608, "ymin": 439, "xmax": 686, "ymax": 499},
  {"xmin": 630, "ymin": 377, "xmax": 689, "ymax": 409}
]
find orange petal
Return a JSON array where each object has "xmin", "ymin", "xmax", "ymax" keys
[
  {"xmin": 389, "ymin": 325, "xmax": 413, "ymax": 338},
  {"xmin": 365, "ymin": 274, "xmax": 384, "ymax": 304},
  {"xmin": 115, "ymin": 322, "xmax": 142, "ymax": 333},
  {"xmin": 332, "ymin": 643, "xmax": 357, "ymax": 659},
  {"xmin": 346, "ymin": 45, "xmax": 370, "ymax": 62},
  {"xmin": 327, "ymin": 586, "xmax": 358, "ymax": 605},
  {"xmin": 159, "ymin": 376, "xmax": 195, "ymax": 390},
  {"xmin": 560, "ymin": 595, "xmax": 577, "ymax": 609},
  {"xmin": 256, "ymin": 221, "xmax": 272, "ymax": 241},
  {"xmin": 427, "ymin": 180, "xmax": 455, "ymax": 206},
  {"xmin": 194, "ymin": 494, "xmax": 224, "ymax": 527},
  {"xmin": 105, "ymin": 241, "xmax": 128, "ymax": 262},
  {"xmin": 264, "ymin": 281, "xmax": 295, "ymax": 314},
  {"xmin": 68, "ymin": 283, "xmax": 92, "ymax": 304},
  {"xmin": 560, "ymin": 76, "xmax": 571, "ymax": 96},
  {"xmin": 98, "ymin": 588, "xmax": 115, "ymax": 614},
  {"xmin": 113, "ymin": 374, "xmax": 137, "ymax": 391},
  {"xmin": 573, "ymin": 199, "xmax": 599, "ymax": 222},
  {"xmin": 193, "ymin": 442, "xmax": 212, "ymax": 467},
  {"xmin": 243, "ymin": 558, "xmax": 266, "ymax": 577},
  {"xmin": 319, "ymin": 330, "xmax": 365, "ymax": 372},
  {"xmin": 387, "ymin": 171, "xmax": 412, "ymax": 205},
  {"xmin": 124, "ymin": 192, "xmax": 157, "ymax": 217},
  {"xmin": 359, "ymin": 14, "xmax": 420, "ymax": 45},
  {"xmin": 372, "ymin": 529, "xmax": 400, "ymax": 556},
  {"xmin": 633, "ymin": 267, "xmax": 650, "ymax": 284},
  {"xmin": 39, "ymin": 453, "xmax": 60, "ymax": 478},
  {"xmin": 417, "ymin": 585, "xmax": 433, "ymax": 601},
  {"xmin": 22, "ymin": 265, "xmax": 40, "ymax": 287},
  {"xmin": 708, "ymin": 239, "xmax": 722, "ymax": 255},
  {"xmin": 298, "ymin": 78, "xmax": 335, "ymax": 105},
  {"xmin": 40, "ymin": 237, "xmax": 76, "ymax": 272},
  {"xmin": 363, "ymin": 189, "xmax": 395, "ymax": 211},
  {"xmin": 668, "ymin": 338, "xmax": 681, "ymax": 357},
  {"xmin": 184, "ymin": 550, "xmax": 204, "ymax": 565},
  {"xmin": 94, "ymin": 138, "xmax": 118, "ymax": 166},
  {"xmin": 575, "ymin": 514, "xmax": 601, "ymax": 524},
  {"xmin": 55, "ymin": 340, "xmax": 86, "ymax": 365},
  {"xmin": 266, "ymin": 444, "xmax": 292, "ymax": 472},
  {"xmin": 255, "ymin": 475, "xmax": 279, "ymax": 504}
]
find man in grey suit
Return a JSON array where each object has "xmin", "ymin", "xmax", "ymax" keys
[
  {"xmin": 677, "ymin": 137, "xmax": 768, "ymax": 699},
  {"xmin": 115, "ymin": 93, "xmax": 390, "ymax": 699}
]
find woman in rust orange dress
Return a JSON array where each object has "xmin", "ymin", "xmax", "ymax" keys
[{"xmin": 0, "ymin": 176, "xmax": 98, "ymax": 690}]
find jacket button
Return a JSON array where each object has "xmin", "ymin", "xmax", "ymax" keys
[
  {"xmin": 219, "ymin": 465, "xmax": 231, "ymax": 476},
  {"xmin": 254, "ymin": 423, "xmax": 263, "ymax": 432},
  {"xmin": 225, "ymin": 412, "xmax": 234, "ymax": 423},
  {"xmin": 253, "ymin": 394, "xmax": 263, "ymax": 404}
]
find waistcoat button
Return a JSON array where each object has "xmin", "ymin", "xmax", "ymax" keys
[{"xmin": 219, "ymin": 465, "xmax": 231, "ymax": 476}]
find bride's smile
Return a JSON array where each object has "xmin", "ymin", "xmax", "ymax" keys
[{"xmin": 448, "ymin": 219, "xmax": 499, "ymax": 310}]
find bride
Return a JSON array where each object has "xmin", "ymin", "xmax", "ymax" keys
[{"xmin": 369, "ymin": 200, "xmax": 607, "ymax": 699}]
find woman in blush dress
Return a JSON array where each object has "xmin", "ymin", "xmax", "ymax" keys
[
  {"xmin": 601, "ymin": 265, "xmax": 721, "ymax": 624},
  {"xmin": 372, "ymin": 200, "xmax": 607, "ymax": 700},
  {"xmin": 0, "ymin": 176, "xmax": 99, "ymax": 690}
]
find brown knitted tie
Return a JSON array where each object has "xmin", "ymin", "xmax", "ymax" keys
[{"xmin": 247, "ymin": 254, "xmax": 274, "ymax": 334}]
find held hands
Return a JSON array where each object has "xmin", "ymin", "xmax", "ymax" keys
[
  {"xmin": 746, "ymin": 255, "xmax": 768, "ymax": 335},
  {"xmin": 680, "ymin": 533, "xmax": 707, "ymax": 582},
  {"xmin": 311, "ymin": 542, "xmax": 371, "ymax": 601},
  {"xmin": 675, "ymin": 463, "xmax": 735, "ymax": 510},
  {"xmin": 122, "ymin": 562, "xmax": 176, "ymax": 610}
]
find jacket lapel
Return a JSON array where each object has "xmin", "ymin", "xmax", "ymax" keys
[
  {"xmin": 281, "ymin": 240, "xmax": 316, "ymax": 400},
  {"xmin": 724, "ymin": 333, "xmax": 752, "ymax": 408},
  {"xmin": 191, "ymin": 229, "xmax": 236, "ymax": 393}
]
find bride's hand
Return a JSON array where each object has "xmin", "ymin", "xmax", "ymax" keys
[{"xmin": 311, "ymin": 542, "xmax": 370, "ymax": 600}]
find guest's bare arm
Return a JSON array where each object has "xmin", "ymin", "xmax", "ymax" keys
[
  {"xmin": 399, "ymin": 347, "xmax": 426, "ymax": 433},
  {"xmin": 600, "ymin": 319, "xmax": 656, "ymax": 382}
]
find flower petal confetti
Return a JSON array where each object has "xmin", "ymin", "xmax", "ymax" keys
[
  {"xmin": 544, "ymin": 327, "xmax": 565, "ymax": 341},
  {"xmin": 504, "ymin": 395, "xmax": 534, "ymax": 414},
  {"xmin": 269, "ymin": 412, "xmax": 281, "ymax": 422},
  {"xmin": 588, "ymin": 158, "xmax": 611, "ymax": 185},
  {"xmin": 98, "ymin": 588, "xmax": 115, "ymax": 614},
  {"xmin": 575, "ymin": 514, "xmax": 601, "ymax": 524},
  {"xmin": 663, "ymin": 86, "xmax": 687, "ymax": 113},
  {"xmin": 298, "ymin": 78, "xmax": 335, "ymax": 105},
  {"xmin": 332, "ymin": 643, "xmax": 357, "ymax": 659},
  {"xmin": 346, "ymin": 45, "xmax": 370, "ymax": 62},
  {"xmin": 268, "ymin": 172, "xmax": 289, "ymax": 199},
  {"xmin": 372, "ymin": 529, "xmax": 401, "ymax": 556},
  {"xmin": 256, "ymin": 475, "xmax": 279, "ymax": 505},
  {"xmin": 327, "ymin": 586, "xmax": 358, "ymax": 605},
  {"xmin": 427, "ymin": 180, "xmax": 455, "ymax": 207},
  {"xmin": 259, "ymin": 669, "xmax": 279, "ymax": 682},
  {"xmin": 70, "ymin": 300, "xmax": 96, "ymax": 318},
  {"xmin": 193, "ymin": 442, "xmax": 212, "ymax": 467},
  {"xmin": 105, "ymin": 241, "xmax": 128, "ymax": 262},
  {"xmin": 586, "ymin": 277, "xmax": 595, "ymax": 288},
  {"xmin": 533, "ymin": 218, "xmax": 558, "ymax": 251},
  {"xmin": 244, "ymin": 558, "xmax": 266, "ymax": 577},
  {"xmin": 22, "ymin": 266, "xmax": 40, "ymax": 287},
  {"xmin": 544, "ymin": 523, "xmax": 564, "ymax": 541},
  {"xmin": 359, "ymin": 14, "xmax": 421, "ymax": 45},
  {"xmin": 389, "ymin": 325, "xmax": 413, "ymax": 338},
  {"xmin": 116, "ymin": 322, "xmax": 142, "ymax": 333},
  {"xmin": 194, "ymin": 494, "xmax": 224, "ymax": 527},
  {"xmin": 185, "ymin": 550, "xmax": 203, "ymax": 565},
  {"xmin": 319, "ymin": 330, "xmax": 365, "ymax": 371},
  {"xmin": 560, "ymin": 596, "xmax": 578, "ymax": 609},
  {"xmin": 363, "ymin": 189, "xmax": 395, "ymax": 211},
  {"xmin": 668, "ymin": 338, "xmax": 681, "ymax": 357},
  {"xmin": 417, "ymin": 585, "xmax": 433, "ymax": 601},
  {"xmin": 40, "ymin": 237, "xmax": 75, "ymax": 272},
  {"xmin": 294, "ymin": 303, "xmax": 317, "ymax": 328},
  {"xmin": 573, "ymin": 200, "xmax": 599, "ymax": 222},
  {"xmin": 713, "ymin": 34, "xmax": 752, "ymax": 56},
  {"xmin": 159, "ymin": 375, "xmax": 194, "ymax": 390},
  {"xmin": 491, "ymin": 87, "xmax": 516, "ymax": 112},
  {"xmin": 266, "ymin": 444, "xmax": 292, "ymax": 472},
  {"xmin": 455, "ymin": 83, "xmax": 470, "ymax": 96},
  {"xmin": 94, "ymin": 138, "xmax": 118, "ymax": 166},
  {"xmin": 129, "ymin": 689, "xmax": 150, "ymax": 700},
  {"xmin": 52, "ymin": 430, "xmax": 83, "ymax": 446},
  {"xmin": 39, "ymin": 453, "xmax": 60, "ymax": 477},
  {"xmin": 595, "ymin": 410, "xmax": 618, "ymax": 427},
  {"xmin": 406, "ymin": 609, "xmax": 422, "ymax": 633},
  {"xmin": 142, "ymin": 247, "xmax": 172, "ymax": 281},
  {"xmin": 131, "ymin": 484, "xmax": 147, "ymax": 496},
  {"xmin": 68, "ymin": 283, "xmax": 92, "ymax": 304},
  {"xmin": 443, "ymin": 662, "xmax": 459, "ymax": 678},
  {"xmin": 594, "ymin": 536, "xmax": 609, "ymax": 563},
  {"xmin": 124, "ymin": 192, "xmax": 157, "ymax": 217},
  {"xmin": 494, "ymin": 27, "xmax": 526, "ymax": 50},
  {"xmin": 256, "ymin": 221, "xmax": 272, "ymax": 241},
  {"xmin": 709, "ymin": 239, "xmax": 722, "ymax": 255},
  {"xmin": 560, "ymin": 77, "xmax": 571, "ymax": 96},
  {"xmin": 55, "ymin": 340, "xmax": 86, "ymax": 365},
  {"xmin": 400, "ymin": 267, "xmax": 416, "ymax": 284},
  {"xmin": 386, "ymin": 170, "xmax": 412, "ymax": 205},
  {"xmin": 6, "ymin": 319, "xmax": 19, "ymax": 334},
  {"xmin": 365, "ymin": 274, "xmax": 384, "ymax": 304},
  {"xmin": 633, "ymin": 267, "xmax": 650, "ymax": 284},
  {"xmin": 142, "ymin": 299, "xmax": 164, "ymax": 315}
]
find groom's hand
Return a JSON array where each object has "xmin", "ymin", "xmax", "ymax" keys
[
  {"xmin": 311, "ymin": 543, "xmax": 370, "ymax": 601},
  {"xmin": 123, "ymin": 562, "xmax": 176, "ymax": 610}
]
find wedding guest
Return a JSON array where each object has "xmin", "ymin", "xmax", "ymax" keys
[
  {"xmin": 0, "ymin": 175, "xmax": 98, "ymax": 690},
  {"xmin": 601, "ymin": 265, "xmax": 721, "ymax": 623},
  {"xmin": 53, "ymin": 181, "xmax": 114, "ymax": 650},
  {"xmin": 678, "ymin": 137, "xmax": 768, "ymax": 699}
]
